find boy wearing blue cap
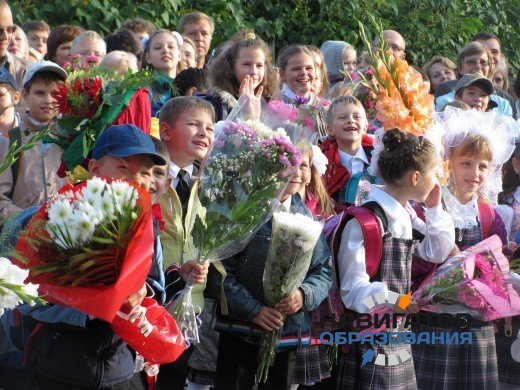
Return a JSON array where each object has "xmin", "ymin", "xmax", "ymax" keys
[
  {"xmin": 21, "ymin": 124, "xmax": 207, "ymax": 389},
  {"xmin": 0, "ymin": 60, "xmax": 68, "ymax": 221},
  {"xmin": 0, "ymin": 67, "xmax": 20, "ymax": 137}
]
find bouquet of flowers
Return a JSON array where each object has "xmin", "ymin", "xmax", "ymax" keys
[
  {"xmin": 47, "ymin": 68, "xmax": 172, "ymax": 173},
  {"xmin": 413, "ymin": 235, "xmax": 520, "ymax": 321},
  {"xmin": 13, "ymin": 177, "xmax": 154, "ymax": 322},
  {"xmin": 256, "ymin": 211, "xmax": 323, "ymax": 383},
  {"xmin": 354, "ymin": 16, "xmax": 434, "ymax": 136},
  {"xmin": 0, "ymin": 257, "xmax": 43, "ymax": 317},
  {"xmin": 168, "ymin": 119, "xmax": 306, "ymax": 344}
]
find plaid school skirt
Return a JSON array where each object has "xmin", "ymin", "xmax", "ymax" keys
[
  {"xmin": 496, "ymin": 316, "xmax": 520, "ymax": 385},
  {"xmin": 336, "ymin": 341, "xmax": 417, "ymax": 390},
  {"xmin": 292, "ymin": 344, "xmax": 331, "ymax": 385},
  {"xmin": 412, "ymin": 321, "xmax": 498, "ymax": 389}
]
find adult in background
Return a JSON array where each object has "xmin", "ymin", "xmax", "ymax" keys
[
  {"xmin": 372, "ymin": 29, "xmax": 406, "ymax": 60},
  {"xmin": 178, "ymin": 12, "xmax": 214, "ymax": 69}
]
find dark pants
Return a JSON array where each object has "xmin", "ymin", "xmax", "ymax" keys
[
  {"xmin": 35, "ymin": 372, "xmax": 147, "ymax": 390},
  {"xmin": 215, "ymin": 333, "xmax": 296, "ymax": 390},
  {"xmin": 155, "ymin": 346, "xmax": 193, "ymax": 390},
  {"xmin": 0, "ymin": 366, "xmax": 37, "ymax": 390}
]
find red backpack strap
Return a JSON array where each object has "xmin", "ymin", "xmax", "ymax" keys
[
  {"xmin": 410, "ymin": 201, "xmax": 425, "ymax": 221},
  {"xmin": 478, "ymin": 200, "xmax": 495, "ymax": 239}
]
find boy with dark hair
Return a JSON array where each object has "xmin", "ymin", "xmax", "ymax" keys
[
  {"xmin": 0, "ymin": 60, "xmax": 67, "ymax": 221},
  {"xmin": 106, "ymin": 29, "xmax": 141, "ymax": 58},
  {"xmin": 174, "ymin": 67, "xmax": 207, "ymax": 96},
  {"xmin": 121, "ymin": 18, "xmax": 156, "ymax": 43},
  {"xmin": 22, "ymin": 20, "xmax": 50, "ymax": 57},
  {"xmin": 454, "ymin": 73, "xmax": 496, "ymax": 112}
]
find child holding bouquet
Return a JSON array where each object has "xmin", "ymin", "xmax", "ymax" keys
[
  {"xmin": 336, "ymin": 129, "xmax": 455, "ymax": 389},
  {"xmin": 215, "ymin": 163, "xmax": 332, "ymax": 389},
  {"xmin": 21, "ymin": 124, "xmax": 206, "ymax": 389},
  {"xmin": 412, "ymin": 121, "xmax": 510, "ymax": 389}
]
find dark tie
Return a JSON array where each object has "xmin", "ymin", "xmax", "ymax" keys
[{"xmin": 176, "ymin": 169, "xmax": 190, "ymax": 221}]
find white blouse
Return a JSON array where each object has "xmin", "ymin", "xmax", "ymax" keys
[{"xmin": 338, "ymin": 187, "xmax": 455, "ymax": 313}]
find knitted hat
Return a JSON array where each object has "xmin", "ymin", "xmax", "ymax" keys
[{"xmin": 320, "ymin": 40, "xmax": 351, "ymax": 79}]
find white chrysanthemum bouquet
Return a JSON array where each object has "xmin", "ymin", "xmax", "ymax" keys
[
  {"xmin": 13, "ymin": 177, "xmax": 154, "ymax": 322},
  {"xmin": 256, "ymin": 211, "xmax": 323, "ymax": 383},
  {"xmin": 0, "ymin": 257, "xmax": 42, "ymax": 317}
]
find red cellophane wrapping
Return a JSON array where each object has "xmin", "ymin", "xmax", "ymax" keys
[
  {"xmin": 111, "ymin": 297, "xmax": 187, "ymax": 364},
  {"xmin": 13, "ymin": 179, "xmax": 153, "ymax": 323}
]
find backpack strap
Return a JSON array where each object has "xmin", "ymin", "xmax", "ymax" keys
[
  {"xmin": 7, "ymin": 127, "xmax": 22, "ymax": 199},
  {"xmin": 343, "ymin": 172, "xmax": 377, "ymax": 205},
  {"xmin": 330, "ymin": 201, "xmax": 387, "ymax": 281},
  {"xmin": 477, "ymin": 200, "xmax": 495, "ymax": 239}
]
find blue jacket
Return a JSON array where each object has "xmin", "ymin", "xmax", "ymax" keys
[
  {"xmin": 216, "ymin": 195, "xmax": 332, "ymax": 347},
  {"xmin": 435, "ymin": 90, "xmax": 513, "ymax": 116}
]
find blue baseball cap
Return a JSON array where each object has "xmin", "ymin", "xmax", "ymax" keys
[
  {"xmin": 0, "ymin": 67, "xmax": 18, "ymax": 90},
  {"xmin": 92, "ymin": 124, "xmax": 167, "ymax": 165}
]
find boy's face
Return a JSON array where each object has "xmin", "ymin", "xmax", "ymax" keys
[
  {"xmin": 22, "ymin": 80, "xmax": 59, "ymax": 124},
  {"xmin": 150, "ymin": 164, "xmax": 171, "ymax": 204},
  {"xmin": 458, "ymin": 85, "xmax": 490, "ymax": 112},
  {"xmin": 160, "ymin": 108, "xmax": 214, "ymax": 166},
  {"xmin": 182, "ymin": 21, "xmax": 212, "ymax": 59},
  {"xmin": 329, "ymin": 103, "xmax": 367, "ymax": 148},
  {"xmin": 88, "ymin": 155, "xmax": 155, "ymax": 192},
  {"xmin": 27, "ymin": 29, "xmax": 48, "ymax": 55},
  {"xmin": 0, "ymin": 84, "xmax": 20, "ymax": 115},
  {"xmin": 73, "ymin": 38, "xmax": 105, "ymax": 68}
]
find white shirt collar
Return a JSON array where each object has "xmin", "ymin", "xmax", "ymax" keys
[
  {"xmin": 441, "ymin": 187, "xmax": 478, "ymax": 229},
  {"xmin": 169, "ymin": 162, "xmax": 194, "ymax": 187},
  {"xmin": 278, "ymin": 196, "xmax": 292, "ymax": 212},
  {"xmin": 368, "ymin": 187, "xmax": 409, "ymax": 223},
  {"xmin": 338, "ymin": 147, "xmax": 369, "ymax": 174}
]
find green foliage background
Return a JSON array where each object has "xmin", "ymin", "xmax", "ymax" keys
[{"xmin": 11, "ymin": 0, "xmax": 520, "ymax": 75}]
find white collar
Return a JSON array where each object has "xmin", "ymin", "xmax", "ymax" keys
[
  {"xmin": 367, "ymin": 187, "xmax": 409, "ymax": 222},
  {"xmin": 338, "ymin": 147, "xmax": 369, "ymax": 165},
  {"xmin": 514, "ymin": 187, "xmax": 520, "ymax": 203},
  {"xmin": 278, "ymin": 196, "xmax": 292, "ymax": 212},
  {"xmin": 168, "ymin": 162, "xmax": 194, "ymax": 186},
  {"xmin": 442, "ymin": 187, "xmax": 478, "ymax": 229},
  {"xmin": 281, "ymin": 84, "xmax": 315, "ymax": 104}
]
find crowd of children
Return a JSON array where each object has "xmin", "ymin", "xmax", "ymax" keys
[{"xmin": 1, "ymin": 1, "xmax": 520, "ymax": 389}]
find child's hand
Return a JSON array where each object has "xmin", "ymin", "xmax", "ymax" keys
[
  {"xmin": 275, "ymin": 289, "xmax": 305, "ymax": 315},
  {"xmin": 252, "ymin": 306, "xmax": 284, "ymax": 331},
  {"xmin": 238, "ymin": 75, "xmax": 263, "ymax": 121},
  {"xmin": 123, "ymin": 284, "xmax": 147, "ymax": 310},
  {"xmin": 180, "ymin": 260, "xmax": 209, "ymax": 284},
  {"xmin": 424, "ymin": 183, "xmax": 442, "ymax": 208}
]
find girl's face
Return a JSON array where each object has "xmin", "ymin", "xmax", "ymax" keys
[
  {"xmin": 343, "ymin": 47, "xmax": 357, "ymax": 72},
  {"xmin": 329, "ymin": 103, "xmax": 367, "ymax": 146},
  {"xmin": 429, "ymin": 62, "xmax": 456, "ymax": 91},
  {"xmin": 55, "ymin": 41, "xmax": 73, "ymax": 66},
  {"xmin": 493, "ymin": 71, "xmax": 505, "ymax": 91},
  {"xmin": 280, "ymin": 52, "xmax": 315, "ymax": 98},
  {"xmin": 8, "ymin": 30, "xmax": 27, "ymax": 59},
  {"xmin": 233, "ymin": 47, "xmax": 265, "ymax": 90},
  {"xmin": 298, "ymin": 153, "xmax": 312, "ymax": 195},
  {"xmin": 449, "ymin": 148, "xmax": 491, "ymax": 203},
  {"xmin": 460, "ymin": 53, "xmax": 491, "ymax": 77},
  {"xmin": 412, "ymin": 156, "xmax": 439, "ymax": 203},
  {"xmin": 182, "ymin": 41, "xmax": 197, "ymax": 69},
  {"xmin": 146, "ymin": 32, "xmax": 179, "ymax": 76}
]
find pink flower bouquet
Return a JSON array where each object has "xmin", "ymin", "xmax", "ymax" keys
[{"xmin": 414, "ymin": 235, "xmax": 520, "ymax": 321}]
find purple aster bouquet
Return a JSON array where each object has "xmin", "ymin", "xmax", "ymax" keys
[{"xmin": 169, "ymin": 118, "xmax": 306, "ymax": 344}]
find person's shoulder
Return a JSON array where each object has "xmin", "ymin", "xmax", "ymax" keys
[{"xmin": 435, "ymin": 79, "xmax": 457, "ymax": 98}]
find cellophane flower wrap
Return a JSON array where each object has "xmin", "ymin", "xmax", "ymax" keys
[
  {"xmin": 413, "ymin": 235, "xmax": 520, "ymax": 321},
  {"xmin": 168, "ymin": 117, "xmax": 307, "ymax": 345},
  {"xmin": 48, "ymin": 68, "xmax": 173, "ymax": 172},
  {"xmin": 256, "ymin": 211, "xmax": 323, "ymax": 383},
  {"xmin": 12, "ymin": 177, "xmax": 154, "ymax": 322},
  {"xmin": 0, "ymin": 257, "xmax": 43, "ymax": 317}
]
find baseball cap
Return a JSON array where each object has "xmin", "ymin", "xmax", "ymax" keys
[
  {"xmin": 0, "ymin": 68, "xmax": 18, "ymax": 90},
  {"xmin": 92, "ymin": 124, "xmax": 167, "ymax": 165},
  {"xmin": 22, "ymin": 60, "xmax": 68, "ymax": 88},
  {"xmin": 455, "ymin": 73, "xmax": 494, "ymax": 95}
]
